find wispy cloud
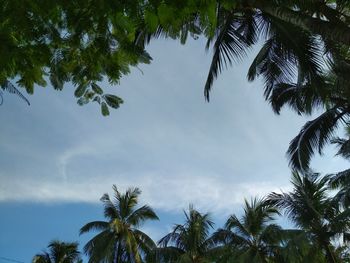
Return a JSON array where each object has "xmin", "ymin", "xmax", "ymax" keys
[
  {"xmin": 0, "ymin": 38, "xmax": 348, "ymax": 216},
  {"xmin": 0, "ymin": 171, "xmax": 291, "ymax": 214}
]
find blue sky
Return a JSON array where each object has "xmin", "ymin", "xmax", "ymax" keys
[{"xmin": 0, "ymin": 38, "xmax": 348, "ymax": 262}]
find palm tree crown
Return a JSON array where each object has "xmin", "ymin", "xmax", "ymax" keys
[
  {"xmin": 212, "ymin": 198, "xmax": 284, "ymax": 263},
  {"xmin": 80, "ymin": 185, "xmax": 159, "ymax": 263},
  {"xmin": 269, "ymin": 172, "xmax": 350, "ymax": 263},
  {"xmin": 157, "ymin": 205, "xmax": 215, "ymax": 263},
  {"xmin": 32, "ymin": 240, "xmax": 81, "ymax": 263}
]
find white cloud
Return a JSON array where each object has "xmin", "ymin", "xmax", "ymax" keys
[
  {"xmin": 0, "ymin": 170, "xmax": 291, "ymax": 215},
  {"xmin": 0, "ymin": 38, "xmax": 348, "ymax": 217}
]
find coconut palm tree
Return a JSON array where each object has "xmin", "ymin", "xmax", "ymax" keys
[
  {"xmin": 135, "ymin": 1, "xmax": 348, "ymax": 105},
  {"xmin": 32, "ymin": 240, "xmax": 81, "ymax": 263},
  {"xmin": 80, "ymin": 185, "xmax": 159, "ymax": 263},
  {"xmin": 199, "ymin": 1, "xmax": 350, "ymax": 172},
  {"xmin": 211, "ymin": 198, "xmax": 286, "ymax": 263},
  {"xmin": 268, "ymin": 172, "xmax": 350, "ymax": 263},
  {"xmin": 277, "ymin": 231, "xmax": 327, "ymax": 263},
  {"xmin": 204, "ymin": 1, "xmax": 327, "ymax": 101},
  {"xmin": 136, "ymin": 1, "xmax": 350, "ymax": 173},
  {"xmin": 281, "ymin": 54, "xmax": 350, "ymax": 171},
  {"xmin": 157, "ymin": 205, "xmax": 215, "ymax": 263}
]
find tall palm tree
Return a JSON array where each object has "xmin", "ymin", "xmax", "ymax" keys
[
  {"xmin": 157, "ymin": 205, "xmax": 215, "ymax": 263},
  {"xmin": 32, "ymin": 240, "xmax": 81, "ymax": 263},
  {"xmin": 80, "ymin": 185, "xmax": 159, "ymax": 263},
  {"xmin": 212, "ymin": 198, "xmax": 286, "ymax": 263},
  {"xmin": 268, "ymin": 172, "xmax": 350, "ymax": 263}
]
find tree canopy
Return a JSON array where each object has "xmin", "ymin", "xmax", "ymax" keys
[{"xmin": 3, "ymin": 0, "xmax": 350, "ymax": 169}]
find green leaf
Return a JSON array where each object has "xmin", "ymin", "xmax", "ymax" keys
[
  {"xmin": 74, "ymin": 84, "xmax": 88, "ymax": 98},
  {"xmin": 77, "ymin": 97, "xmax": 89, "ymax": 106},
  {"xmin": 138, "ymin": 51, "xmax": 152, "ymax": 64},
  {"xmin": 91, "ymin": 83, "xmax": 103, "ymax": 95},
  {"xmin": 145, "ymin": 10, "xmax": 159, "ymax": 32},
  {"xmin": 101, "ymin": 102, "xmax": 110, "ymax": 116},
  {"xmin": 50, "ymin": 73, "xmax": 64, "ymax": 90},
  {"xmin": 104, "ymin": 94, "xmax": 123, "ymax": 109},
  {"xmin": 157, "ymin": 4, "xmax": 174, "ymax": 26}
]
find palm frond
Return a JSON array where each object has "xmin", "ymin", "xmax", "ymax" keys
[
  {"xmin": 269, "ymin": 82, "xmax": 325, "ymax": 115},
  {"xmin": 1, "ymin": 80, "xmax": 30, "ymax": 105},
  {"xmin": 83, "ymin": 230, "xmax": 115, "ymax": 263},
  {"xmin": 127, "ymin": 205, "xmax": 159, "ymax": 227},
  {"xmin": 287, "ymin": 107, "xmax": 346, "ymax": 171},
  {"xmin": 79, "ymin": 221, "xmax": 109, "ymax": 235},
  {"xmin": 33, "ymin": 240, "xmax": 80, "ymax": 263},
  {"xmin": 268, "ymin": 171, "xmax": 330, "ymax": 230},
  {"xmin": 331, "ymin": 128, "xmax": 350, "ymax": 159},
  {"xmin": 100, "ymin": 193, "xmax": 120, "ymax": 220},
  {"xmin": 248, "ymin": 12, "xmax": 323, "ymax": 102},
  {"xmin": 32, "ymin": 253, "xmax": 51, "ymax": 263},
  {"xmin": 118, "ymin": 186, "xmax": 141, "ymax": 219},
  {"xmin": 327, "ymin": 168, "xmax": 350, "ymax": 207},
  {"xmin": 262, "ymin": 5, "xmax": 350, "ymax": 45},
  {"xmin": 204, "ymin": 10, "xmax": 256, "ymax": 101}
]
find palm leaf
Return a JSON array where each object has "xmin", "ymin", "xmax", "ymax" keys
[
  {"xmin": 204, "ymin": 9, "xmax": 256, "ymax": 101},
  {"xmin": 127, "ymin": 205, "xmax": 159, "ymax": 227},
  {"xmin": 262, "ymin": 5, "xmax": 350, "ymax": 45},
  {"xmin": 287, "ymin": 107, "xmax": 346, "ymax": 171},
  {"xmin": 1, "ymin": 80, "xmax": 30, "ymax": 105},
  {"xmin": 79, "ymin": 221, "xmax": 109, "ymax": 235},
  {"xmin": 83, "ymin": 230, "xmax": 115, "ymax": 263}
]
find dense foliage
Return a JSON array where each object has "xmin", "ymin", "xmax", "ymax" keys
[{"xmin": 32, "ymin": 170, "xmax": 350, "ymax": 262}]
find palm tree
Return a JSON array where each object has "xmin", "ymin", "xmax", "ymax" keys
[
  {"xmin": 199, "ymin": 1, "xmax": 350, "ymax": 172},
  {"xmin": 32, "ymin": 240, "xmax": 81, "ymax": 263},
  {"xmin": 277, "ymin": 231, "xmax": 327, "ymax": 263},
  {"xmin": 282, "ymin": 55, "xmax": 350, "ymax": 171},
  {"xmin": 80, "ymin": 185, "xmax": 159, "ymax": 263},
  {"xmin": 268, "ymin": 172, "xmax": 350, "ymax": 263},
  {"xmin": 136, "ymin": 1, "xmax": 350, "ymax": 173},
  {"xmin": 135, "ymin": 1, "xmax": 348, "ymax": 105},
  {"xmin": 204, "ymin": 1, "xmax": 326, "ymax": 100},
  {"xmin": 157, "ymin": 205, "xmax": 215, "ymax": 263},
  {"xmin": 212, "ymin": 198, "xmax": 285, "ymax": 263}
]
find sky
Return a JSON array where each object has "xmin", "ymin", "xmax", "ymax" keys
[{"xmin": 0, "ymin": 38, "xmax": 349, "ymax": 262}]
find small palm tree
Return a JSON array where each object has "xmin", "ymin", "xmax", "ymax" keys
[
  {"xmin": 212, "ymin": 198, "xmax": 284, "ymax": 263},
  {"xmin": 32, "ymin": 240, "xmax": 81, "ymax": 263},
  {"xmin": 157, "ymin": 205, "xmax": 215, "ymax": 263},
  {"xmin": 80, "ymin": 185, "xmax": 159, "ymax": 263},
  {"xmin": 269, "ymin": 172, "xmax": 350, "ymax": 263}
]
